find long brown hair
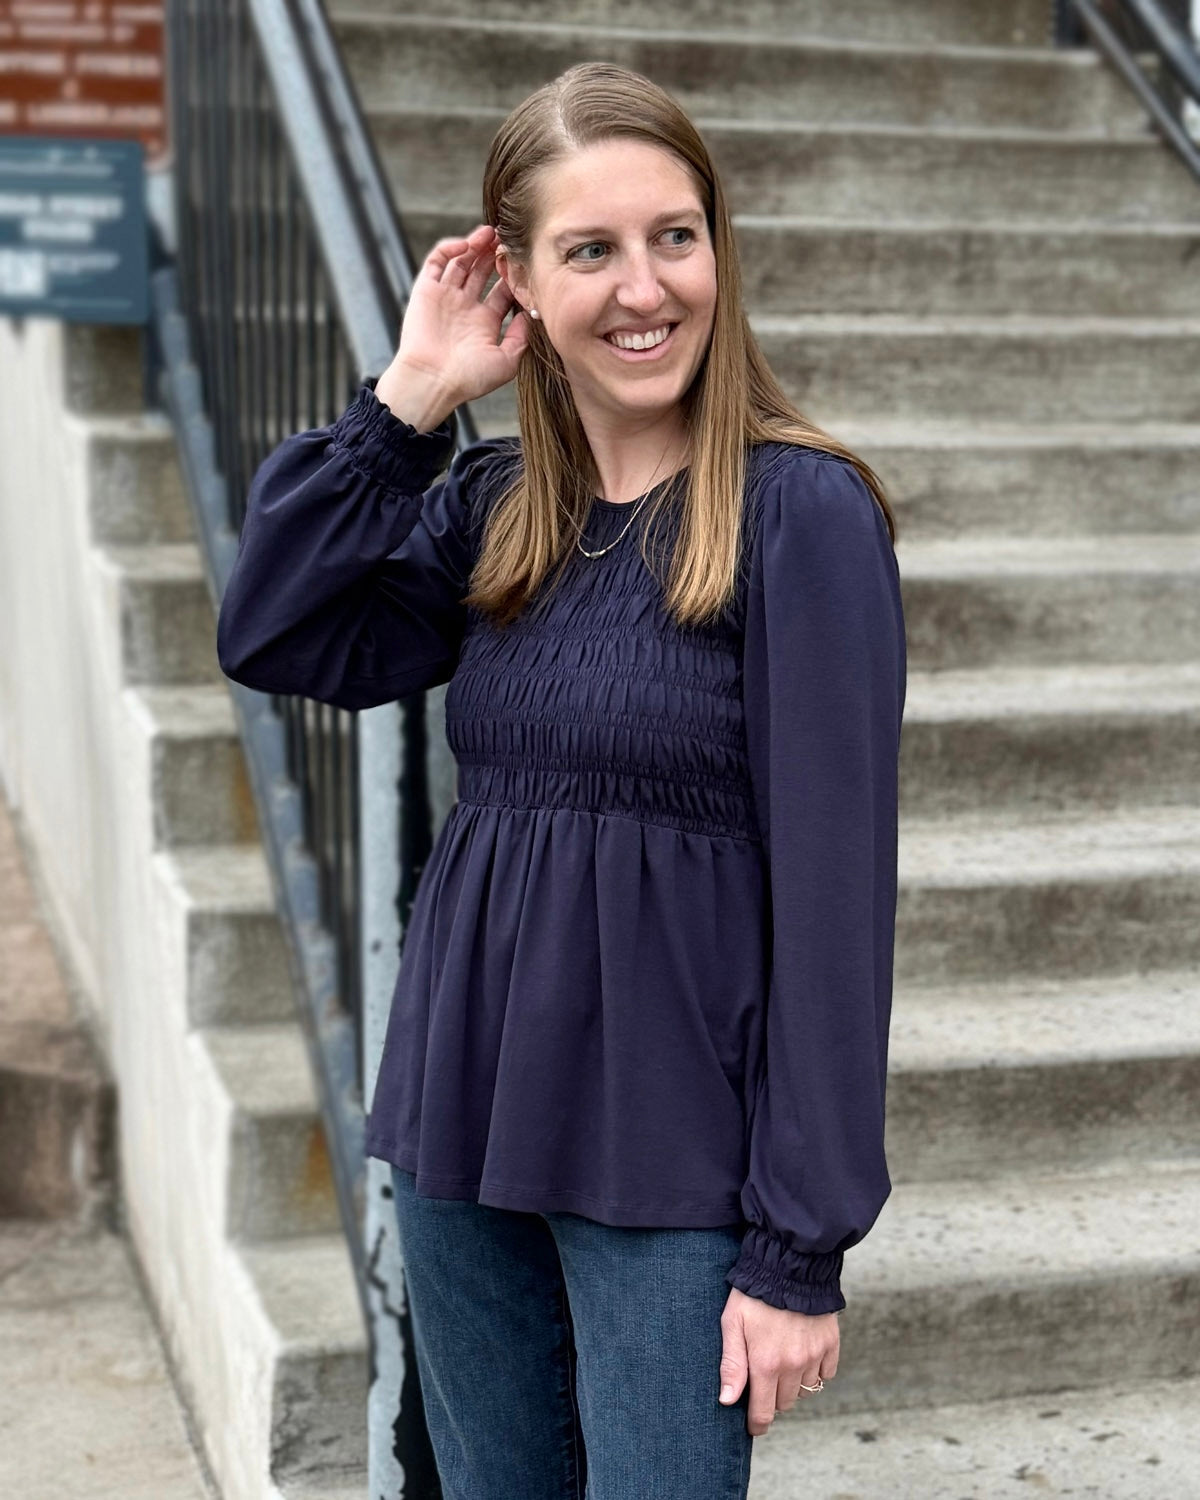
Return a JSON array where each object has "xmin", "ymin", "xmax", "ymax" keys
[{"xmin": 466, "ymin": 61, "xmax": 897, "ymax": 631}]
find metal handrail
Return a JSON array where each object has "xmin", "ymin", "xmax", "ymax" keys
[
  {"xmin": 152, "ymin": 0, "xmax": 472, "ymax": 1489},
  {"xmin": 1059, "ymin": 0, "xmax": 1200, "ymax": 184}
]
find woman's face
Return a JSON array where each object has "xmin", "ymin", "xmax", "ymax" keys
[{"xmin": 499, "ymin": 140, "xmax": 718, "ymax": 430}]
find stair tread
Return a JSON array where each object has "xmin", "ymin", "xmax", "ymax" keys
[
  {"xmin": 155, "ymin": 843, "xmax": 274, "ymax": 911},
  {"xmin": 904, "ymin": 661, "xmax": 1200, "ymax": 719},
  {"xmin": 848, "ymin": 1161, "xmax": 1200, "ymax": 1293},
  {"xmin": 898, "ymin": 804, "xmax": 1200, "ymax": 883},
  {"xmin": 201, "ymin": 1021, "xmax": 315, "ymax": 1115},
  {"xmin": 371, "ymin": 100, "xmax": 1168, "ymax": 147},
  {"xmin": 752, "ymin": 310, "xmax": 1200, "ymax": 335},
  {"xmin": 756, "ymin": 1373, "xmax": 1200, "ymax": 1495},
  {"xmin": 96, "ymin": 542, "xmax": 206, "ymax": 580},
  {"xmin": 732, "ymin": 211, "xmax": 1200, "ymax": 236},
  {"xmin": 334, "ymin": 10, "xmax": 1136, "ymax": 69},
  {"xmin": 128, "ymin": 683, "xmax": 237, "ymax": 737},
  {"xmin": 890, "ymin": 968, "xmax": 1200, "ymax": 1070},
  {"xmin": 238, "ymin": 1235, "xmax": 364, "ymax": 1352},
  {"xmin": 896, "ymin": 530, "xmax": 1200, "ymax": 574},
  {"xmin": 471, "ymin": 415, "xmax": 1200, "ymax": 450}
]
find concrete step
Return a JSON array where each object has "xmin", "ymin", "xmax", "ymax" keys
[
  {"xmin": 405, "ymin": 207, "xmax": 1200, "ymax": 319},
  {"xmin": 94, "ymin": 544, "xmax": 222, "ymax": 688},
  {"xmin": 373, "ymin": 111, "xmax": 1200, "ymax": 225},
  {"xmin": 336, "ymin": 17, "xmax": 1153, "ymax": 134},
  {"xmin": 236, "ymin": 1234, "xmax": 366, "ymax": 1490},
  {"xmin": 201, "ymin": 1022, "xmax": 338, "ymax": 1241},
  {"xmin": 154, "ymin": 844, "xmax": 294, "ymax": 1028},
  {"xmin": 469, "ymin": 309, "xmax": 1200, "ymax": 430},
  {"xmin": 752, "ymin": 1372, "xmax": 1200, "ymax": 1497},
  {"xmin": 832, "ymin": 420, "xmax": 1200, "ymax": 539},
  {"xmin": 128, "ymin": 685, "xmax": 259, "ymax": 850},
  {"xmin": 79, "ymin": 411, "xmax": 194, "ymax": 547},
  {"xmin": 895, "ymin": 806, "xmax": 1200, "ymax": 986},
  {"xmin": 901, "ymin": 662, "xmax": 1200, "ymax": 817},
  {"xmin": 0, "ymin": 797, "xmax": 114, "ymax": 1224},
  {"xmin": 62, "ymin": 324, "xmax": 148, "ymax": 417},
  {"xmin": 464, "ymin": 414, "xmax": 1200, "ymax": 539},
  {"xmin": 272, "ymin": 1374, "xmax": 1200, "ymax": 1500},
  {"xmin": 826, "ymin": 1160, "xmax": 1200, "ymax": 1415},
  {"xmin": 887, "ymin": 969, "xmax": 1200, "ymax": 1182},
  {"xmin": 896, "ymin": 531, "xmax": 1200, "ymax": 670},
  {"xmin": 753, "ymin": 312, "xmax": 1200, "ymax": 426},
  {"xmin": 327, "ymin": 0, "xmax": 1055, "ymax": 50}
]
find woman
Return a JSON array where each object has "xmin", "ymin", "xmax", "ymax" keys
[{"xmin": 217, "ymin": 61, "xmax": 906, "ymax": 1500}]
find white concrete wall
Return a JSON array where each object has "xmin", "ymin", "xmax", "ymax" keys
[
  {"xmin": 0, "ymin": 315, "xmax": 131, "ymax": 1042},
  {"xmin": 0, "ymin": 316, "xmax": 290, "ymax": 1499}
]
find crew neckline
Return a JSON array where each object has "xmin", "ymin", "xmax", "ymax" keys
[{"xmin": 589, "ymin": 466, "xmax": 690, "ymax": 512}]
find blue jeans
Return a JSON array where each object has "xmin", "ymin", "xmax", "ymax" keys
[{"xmin": 389, "ymin": 1165, "xmax": 755, "ymax": 1500}]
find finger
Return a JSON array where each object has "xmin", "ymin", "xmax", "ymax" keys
[
  {"xmin": 773, "ymin": 1378, "xmax": 801, "ymax": 1411},
  {"xmin": 797, "ymin": 1364, "xmax": 823, "ymax": 1398},
  {"xmin": 442, "ymin": 249, "xmax": 478, "ymax": 287},
  {"xmin": 497, "ymin": 308, "xmax": 530, "ymax": 357},
  {"xmin": 424, "ymin": 236, "xmax": 472, "ymax": 280},
  {"xmin": 464, "ymin": 246, "xmax": 497, "ymax": 298},
  {"xmin": 746, "ymin": 1366, "xmax": 779, "ymax": 1436},
  {"xmin": 484, "ymin": 276, "xmax": 516, "ymax": 313},
  {"xmin": 820, "ymin": 1347, "xmax": 839, "ymax": 1382}
]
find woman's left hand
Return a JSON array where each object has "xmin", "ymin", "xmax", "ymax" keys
[{"xmin": 718, "ymin": 1287, "xmax": 839, "ymax": 1436}]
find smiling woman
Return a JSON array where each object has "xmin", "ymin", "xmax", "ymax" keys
[
  {"xmin": 216, "ymin": 58, "xmax": 906, "ymax": 1500},
  {"xmin": 492, "ymin": 139, "xmax": 718, "ymax": 507}
]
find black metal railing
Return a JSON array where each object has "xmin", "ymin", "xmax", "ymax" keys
[
  {"xmin": 150, "ymin": 4, "xmax": 479, "ymax": 1483},
  {"xmin": 1056, "ymin": 1, "xmax": 1200, "ymax": 183}
]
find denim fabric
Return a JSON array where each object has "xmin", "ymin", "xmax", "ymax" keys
[{"xmin": 390, "ymin": 1165, "xmax": 754, "ymax": 1500}]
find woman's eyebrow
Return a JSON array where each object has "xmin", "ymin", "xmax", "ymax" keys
[{"xmin": 551, "ymin": 208, "xmax": 704, "ymax": 246}]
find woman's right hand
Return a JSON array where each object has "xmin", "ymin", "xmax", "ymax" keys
[{"xmin": 383, "ymin": 224, "xmax": 530, "ymax": 415}]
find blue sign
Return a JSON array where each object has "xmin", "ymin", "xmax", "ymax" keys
[{"xmin": 0, "ymin": 136, "xmax": 147, "ymax": 324}]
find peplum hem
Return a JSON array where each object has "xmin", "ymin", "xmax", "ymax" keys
[{"xmin": 377, "ymin": 1141, "xmax": 747, "ymax": 1228}]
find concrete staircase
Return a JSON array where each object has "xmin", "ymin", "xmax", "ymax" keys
[{"xmin": 6, "ymin": 1, "xmax": 1197, "ymax": 1496}]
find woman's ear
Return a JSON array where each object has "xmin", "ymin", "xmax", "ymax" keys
[{"xmin": 495, "ymin": 246, "xmax": 530, "ymax": 315}]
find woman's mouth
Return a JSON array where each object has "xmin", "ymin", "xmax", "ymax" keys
[{"xmin": 600, "ymin": 322, "xmax": 680, "ymax": 361}]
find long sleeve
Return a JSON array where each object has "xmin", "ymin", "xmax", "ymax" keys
[
  {"xmin": 216, "ymin": 377, "xmax": 516, "ymax": 710},
  {"xmin": 726, "ymin": 450, "xmax": 907, "ymax": 1316}
]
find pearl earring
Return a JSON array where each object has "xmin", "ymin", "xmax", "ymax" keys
[{"xmin": 529, "ymin": 308, "xmax": 539, "ymax": 320}]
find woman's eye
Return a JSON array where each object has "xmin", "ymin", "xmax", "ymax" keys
[{"xmin": 567, "ymin": 228, "xmax": 695, "ymax": 262}]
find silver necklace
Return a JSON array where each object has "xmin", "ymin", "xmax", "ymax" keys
[{"xmin": 571, "ymin": 439, "xmax": 676, "ymax": 560}]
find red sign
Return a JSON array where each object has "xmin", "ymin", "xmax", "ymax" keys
[{"xmin": 0, "ymin": 1, "xmax": 167, "ymax": 168}]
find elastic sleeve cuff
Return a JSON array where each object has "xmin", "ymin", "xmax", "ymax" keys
[
  {"xmin": 328, "ymin": 377, "xmax": 457, "ymax": 495},
  {"xmin": 726, "ymin": 1224, "xmax": 846, "ymax": 1315}
]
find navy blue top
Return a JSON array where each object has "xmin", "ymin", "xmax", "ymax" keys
[{"xmin": 216, "ymin": 378, "xmax": 907, "ymax": 1316}]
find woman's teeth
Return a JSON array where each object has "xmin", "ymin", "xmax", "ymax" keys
[{"xmin": 605, "ymin": 324, "xmax": 673, "ymax": 351}]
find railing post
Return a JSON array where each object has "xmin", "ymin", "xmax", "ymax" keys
[
  {"xmin": 360, "ymin": 699, "xmax": 409, "ymax": 1493},
  {"xmin": 1187, "ymin": 1, "xmax": 1200, "ymax": 139},
  {"xmin": 360, "ymin": 700, "xmax": 442, "ymax": 1497}
]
